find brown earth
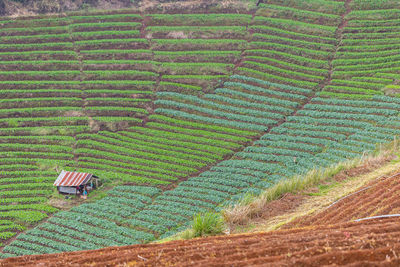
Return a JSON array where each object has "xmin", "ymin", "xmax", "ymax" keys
[
  {"xmin": 253, "ymin": 193, "xmax": 306, "ymax": 223},
  {"xmin": 286, "ymin": 172, "xmax": 400, "ymax": 229},
  {"xmin": 1, "ymin": 217, "xmax": 400, "ymax": 266}
]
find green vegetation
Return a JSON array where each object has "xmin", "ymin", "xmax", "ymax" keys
[
  {"xmin": 192, "ymin": 212, "xmax": 225, "ymax": 237},
  {"xmin": 2, "ymin": 0, "xmax": 400, "ymax": 259}
]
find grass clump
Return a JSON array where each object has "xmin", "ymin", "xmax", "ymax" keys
[{"xmin": 192, "ymin": 212, "xmax": 225, "ymax": 238}]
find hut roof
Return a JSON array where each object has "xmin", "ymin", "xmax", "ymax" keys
[{"xmin": 54, "ymin": 170, "xmax": 93, "ymax": 187}]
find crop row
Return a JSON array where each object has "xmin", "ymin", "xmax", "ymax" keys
[
  {"xmin": 252, "ymin": 32, "xmax": 335, "ymax": 51},
  {"xmin": 259, "ymin": 0, "xmax": 345, "ymax": 15},
  {"xmin": 3, "ymin": 4, "xmax": 400, "ymax": 256},
  {"xmin": 326, "ymin": 5, "xmax": 400, "ymax": 98},
  {"xmin": 146, "ymin": 14, "xmax": 252, "ymax": 26},
  {"xmin": 4, "ymin": 186, "xmax": 161, "ymax": 255},
  {"xmin": 118, "ymin": 70, "xmax": 400, "ymax": 236},
  {"xmin": 80, "ymin": 131, "xmax": 219, "ymax": 160},
  {"xmin": 256, "ymin": 4, "xmax": 341, "ymax": 26}
]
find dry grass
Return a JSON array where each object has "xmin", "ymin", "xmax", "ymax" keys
[
  {"xmin": 255, "ymin": 159, "xmax": 400, "ymax": 232},
  {"xmin": 166, "ymin": 31, "xmax": 188, "ymax": 39},
  {"xmin": 223, "ymin": 139, "xmax": 400, "ymax": 228}
]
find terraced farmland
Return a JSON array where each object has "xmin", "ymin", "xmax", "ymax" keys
[{"xmin": 1, "ymin": 0, "xmax": 400, "ymax": 259}]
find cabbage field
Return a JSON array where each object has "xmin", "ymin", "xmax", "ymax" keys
[{"xmin": 1, "ymin": 0, "xmax": 400, "ymax": 258}]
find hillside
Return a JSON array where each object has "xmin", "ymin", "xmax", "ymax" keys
[
  {"xmin": 1, "ymin": 218, "xmax": 400, "ymax": 266},
  {"xmin": 2, "ymin": 148, "xmax": 400, "ymax": 266},
  {"xmin": 287, "ymin": 171, "xmax": 400, "ymax": 228},
  {"xmin": 217, "ymin": 145, "xmax": 400, "ymax": 234},
  {"xmin": 1, "ymin": 0, "xmax": 400, "ymax": 260}
]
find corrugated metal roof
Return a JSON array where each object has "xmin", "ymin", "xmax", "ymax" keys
[{"xmin": 54, "ymin": 170, "xmax": 93, "ymax": 187}]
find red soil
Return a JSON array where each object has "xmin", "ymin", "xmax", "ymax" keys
[
  {"xmin": 1, "ymin": 217, "xmax": 400, "ymax": 266},
  {"xmin": 252, "ymin": 192, "xmax": 306, "ymax": 224},
  {"xmin": 287, "ymin": 172, "xmax": 400, "ymax": 228}
]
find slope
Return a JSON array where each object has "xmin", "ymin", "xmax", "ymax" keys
[
  {"xmin": 2, "ymin": 0, "xmax": 400, "ymax": 258},
  {"xmin": 287, "ymin": 169, "xmax": 400, "ymax": 228},
  {"xmin": 1, "ymin": 218, "xmax": 400, "ymax": 266}
]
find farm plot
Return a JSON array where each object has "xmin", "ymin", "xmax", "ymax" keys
[
  {"xmin": 3, "ymin": 0, "xmax": 400, "ymax": 259},
  {"xmin": 1, "ymin": 186, "xmax": 158, "ymax": 257},
  {"xmin": 243, "ymin": 1, "xmax": 342, "ymax": 90},
  {"xmin": 0, "ymin": 11, "xmax": 161, "ymax": 247},
  {"xmin": 72, "ymin": 120, "xmax": 255, "ymax": 183},
  {"xmin": 0, "ymin": 11, "xmax": 262, "ymax": 252},
  {"xmin": 121, "ymin": 0, "xmax": 400, "ymax": 240},
  {"xmin": 2, "ymin": 218, "xmax": 400, "ymax": 266},
  {"xmin": 326, "ymin": 2, "xmax": 400, "ymax": 98},
  {"xmin": 0, "ymin": 15, "xmax": 86, "ymax": 245},
  {"xmin": 147, "ymin": 14, "xmax": 251, "ymax": 92},
  {"xmin": 117, "ymin": 0, "xmax": 338, "ymax": 237},
  {"xmin": 113, "ymin": 0, "xmax": 350, "ymax": 238},
  {"xmin": 0, "ymin": 18, "xmax": 84, "ymax": 129},
  {"xmin": 0, "ymin": 170, "xmax": 59, "ymax": 248},
  {"xmin": 68, "ymin": 12, "xmax": 155, "ymax": 125},
  {"xmin": 0, "ymin": 15, "xmax": 87, "ymax": 142},
  {"xmin": 0, "ymin": 0, "xmax": 340, "ymax": 254},
  {"xmin": 267, "ymin": 96, "xmax": 400, "ymax": 175},
  {"xmin": 154, "ymin": 74, "xmax": 310, "ymax": 132},
  {"xmin": 124, "ymin": 92, "xmax": 400, "ymax": 240},
  {"xmin": 64, "ymin": 12, "xmax": 267, "ymax": 200}
]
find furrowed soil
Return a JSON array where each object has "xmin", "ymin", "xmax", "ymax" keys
[
  {"xmin": 235, "ymin": 153, "xmax": 400, "ymax": 233},
  {"xmin": 286, "ymin": 170, "xmax": 400, "ymax": 228},
  {"xmin": 1, "ymin": 218, "xmax": 400, "ymax": 266}
]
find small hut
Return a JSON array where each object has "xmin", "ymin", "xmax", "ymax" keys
[{"xmin": 54, "ymin": 170, "xmax": 100, "ymax": 195}]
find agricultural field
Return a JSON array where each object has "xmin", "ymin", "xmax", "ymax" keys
[
  {"xmin": 4, "ymin": 154, "xmax": 400, "ymax": 266},
  {"xmin": 1, "ymin": 0, "xmax": 400, "ymax": 260},
  {"xmin": 2, "ymin": 217, "xmax": 399, "ymax": 266}
]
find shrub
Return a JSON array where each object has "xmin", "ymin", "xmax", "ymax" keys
[{"xmin": 192, "ymin": 212, "xmax": 225, "ymax": 237}]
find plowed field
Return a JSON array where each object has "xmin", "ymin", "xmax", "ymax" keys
[
  {"xmin": 287, "ymin": 172, "xmax": 400, "ymax": 228},
  {"xmin": 1, "ymin": 217, "xmax": 400, "ymax": 267}
]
